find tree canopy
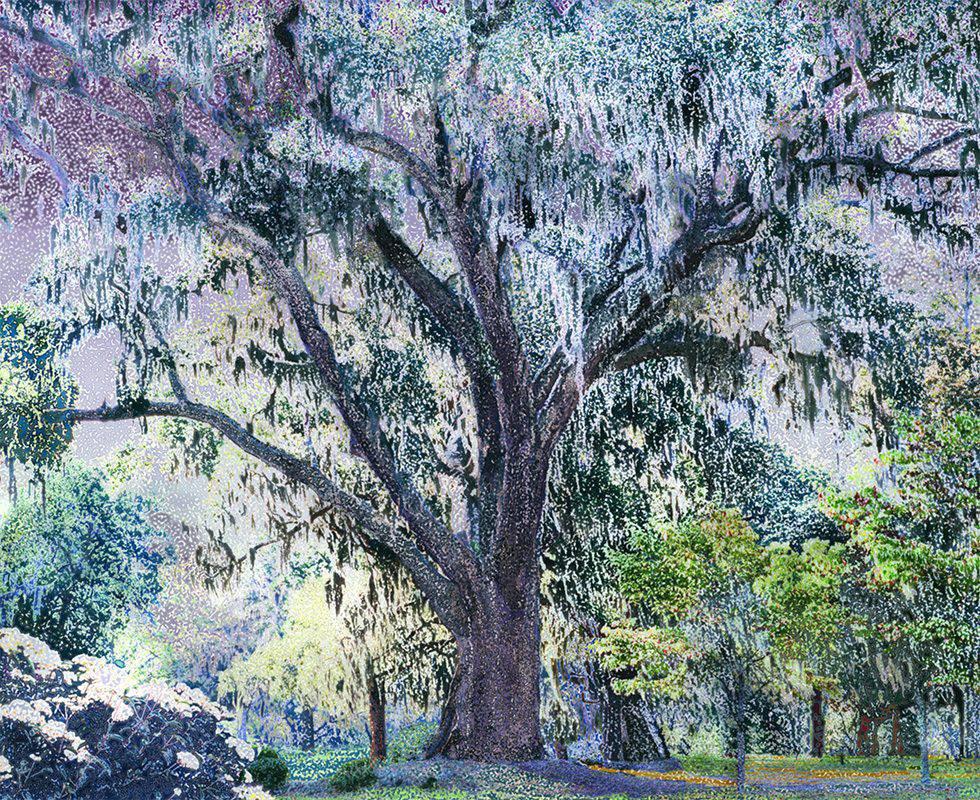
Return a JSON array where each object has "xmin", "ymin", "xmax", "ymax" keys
[{"xmin": 0, "ymin": 463, "xmax": 164, "ymax": 659}]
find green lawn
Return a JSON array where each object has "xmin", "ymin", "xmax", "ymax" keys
[
  {"xmin": 282, "ymin": 753, "xmax": 980, "ymax": 799},
  {"xmin": 679, "ymin": 753, "xmax": 980, "ymax": 782},
  {"xmin": 279, "ymin": 744, "xmax": 369, "ymax": 784}
]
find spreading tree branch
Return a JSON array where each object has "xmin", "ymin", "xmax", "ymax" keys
[
  {"xmin": 67, "ymin": 399, "xmax": 467, "ymax": 630},
  {"xmin": 212, "ymin": 214, "xmax": 483, "ymax": 591},
  {"xmin": 369, "ymin": 216, "xmax": 504, "ymax": 545},
  {"xmin": 537, "ymin": 170, "xmax": 763, "ymax": 449}
]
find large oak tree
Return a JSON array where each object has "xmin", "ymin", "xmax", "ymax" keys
[{"xmin": 1, "ymin": 0, "xmax": 977, "ymax": 758}]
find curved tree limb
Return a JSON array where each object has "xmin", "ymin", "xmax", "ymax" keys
[
  {"xmin": 66, "ymin": 399, "xmax": 468, "ymax": 631},
  {"xmin": 212, "ymin": 214, "xmax": 484, "ymax": 593},
  {"xmin": 537, "ymin": 173, "xmax": 764, "ymax": 450},
  {"xmin": 369, "ymin": 216, "xmax": 504, "ymax": 547}
]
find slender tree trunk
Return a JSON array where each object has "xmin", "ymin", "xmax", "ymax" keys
[
  {"xmin": 856, "ymin": 710, "xmax": 873, "ymax": 756},
  {"xmin": 810, "ymin": 689, "xmax": 825, "ymax": 758},
  {"xmin": 305, "ymin": 705, "xmax": 316, "ymax": 751},
  {"xmin": 917, "ymin": 687, "xmax": 930, "ymax": 785},
  {"xmin": 889, "ymin": 706, "xmax": 903, "ymax": 756},
  {"xmin": 368, "ymin": 665, "xmax": 387, "ymax": 764},
  {"xmin": 954, "ymin": 685, "xmax": 966, "ymax": 760},
  {"xmin": 735, "ymin": 680, "xmax": 747, "ymax": 797},
  {"xmin": 965, "ymin": 686, "xmax": 980, "ymax": 758},
  {"xmin": 553, "ymin": 740, "xmax": 568, "ymax": 760},
  {"xmin": 6, "ymin": 456, "xmax": 16, "ymax": 506},
  {"xmin": 238, "ymin": 699, "xmax": 250, "ymax": 741}
]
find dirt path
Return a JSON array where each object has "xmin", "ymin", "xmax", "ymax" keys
[{"xmin": 514, "ymin": 761, "xmax": 692, "ymax": 797}]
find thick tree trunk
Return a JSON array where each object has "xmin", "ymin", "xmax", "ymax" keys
[
  {"xmin": 429, "ymin": 609, "xmax": 543, "ymax": 760},
  {"xmin": 427, "ymin": 443, "xmax": 547, "ymax": 761},
  {"xmin": 809, "ymin": 689, "xmax": 825, "ymax": 758},
  {"xmin": 594, "ymin": 667, "xmax": 671, "ymax": 763},
  {"xmin": 367, "ymin": 666, "xmax": 387, "ymax": 764}
]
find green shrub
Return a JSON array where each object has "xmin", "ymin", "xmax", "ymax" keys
[
  {"xmin": 327, "ymin": 757, "xmax": 376, "ymax": 793},
  {"xmin": 387, "ymin": 720, "xmax": 438, "ymax": 763},
  {"xmin": 249, "ymin": 747, "xmax": 290, "ymax": 792}
]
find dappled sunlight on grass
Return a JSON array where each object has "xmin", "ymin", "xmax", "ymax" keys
[
  {"xmin": 677, "ymin": 754, "xmax": 980, "ymax": 785},
  {"xmin": 280, "ymin": 744, "xmax": 369, "ymax": 783}
]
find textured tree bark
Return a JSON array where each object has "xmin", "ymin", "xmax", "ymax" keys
[
  {"xmin": 964, "ymin": 686, "xmax": 980, "ymax": 758},
  {"xmin": 954, "ymin": 685, "xmax": 966, "ymax": 760},
  {"xmin": 304, "ymin": 705, "xmax": 316, "ymax": 751},
  {"xmin": 809, "ymin": 689, "xmax": 825, "ymax": 758},
  {"xmin": 734, "ymin": 680, "xmax": 747, "ymax": 797},
  {"xmin": 6, "ymin": 456, "xmax": 16, "ymax": 505},
  {"xmin": 429, "ymin": 607, "xmax": 544, "ymax": 760},
  {"xmin": 889, "ymin": 706, "xmax": 903, "ymax": 756},
  {"xmin": 594, "ymin": 668, "xmax": 671, "ymax": 762},
  {"xmin": 856, "ymin": 711, "xmax": 873, "ymax": 756},
  {"xmin": 367, "ymin": 666, "xmax": 387, "ymax": 764},
  {"xmin": 917, "ymin": 688, "xmax": 931, "ymax": 785},
  {"xmin": 425, "ymin": 446, "xmax": 549, "ymax": 761}
]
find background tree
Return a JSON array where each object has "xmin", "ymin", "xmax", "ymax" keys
[
  {"xmin": 0, "ymin": 463, "xmax": 164, "ymax": 659},
  {"xmin": 755, "ymin": 539, "xmax": 849, "ymax": 758},
  {"xmin": 542, "ymin": 345, "xmax": 845, "ymax": 763},
  {"xmin": 597, "ymin": 509, "xmax": 789, "ymax": 795},
  {"xmin": 2, "ymin": 0, "xmax": 979, "ymax": 758},
  {"xmin": 0, "ymin": 303, "xmax": 76, "ymax": 505},
  {"xmin": 219, "ymin": 554, "xmax": 453, "ymax": 761}
]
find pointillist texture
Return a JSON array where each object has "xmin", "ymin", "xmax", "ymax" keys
[
  {"xmin": 0, "ymin": 1, "xmax": 977, "ymax": 797},
  {"xmin": 0, "ymin": 628, "xmax": 272, "ymax": 800}
]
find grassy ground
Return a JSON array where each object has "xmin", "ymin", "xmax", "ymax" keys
[
  {"xmin": 280, "ymin": 744, "xmax": 367, "ymax": 784},
  {"xmin": 283, "ymin": 753, "xmax": 980, "ymax": 799},
  {"xmin": 655, "ymin": 754, "xmax": 980, "ymax": 785}
]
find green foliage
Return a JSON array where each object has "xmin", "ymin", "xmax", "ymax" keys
[
  {"xmin": 612, "ymin": 509, "xmax": 767, "ymax": 620},
  {"xmin": 0, "ymin": 303, "xmax": 76, "ymax": 467},
  {"xmin": 596, "ymin": 509, "xmax": 776, "ymax": 702},
  {"xmin": 249, "ymin": 746, "xmax": 290, "ymax": 792},
  {"xmin": 754, "ymin": 538, "xmax": 848, "ymax": 685},
  {"xmin": 386, "ymin": 720, "xmax": 438, "ymax": 764},
  {"xmin": 0, "ymin": 464, "xmax": 164, "ymax": 659},
  {"xmin": 820, "ymin": 327, "xmax": 980, "ymax": 688},
  {"xmin": 328, "ymin": 757, "xmax": 376, "ymax": 793},
  {"xmin": 218, "ymin": 563, "xmax": 452, "ymax": 739}
]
